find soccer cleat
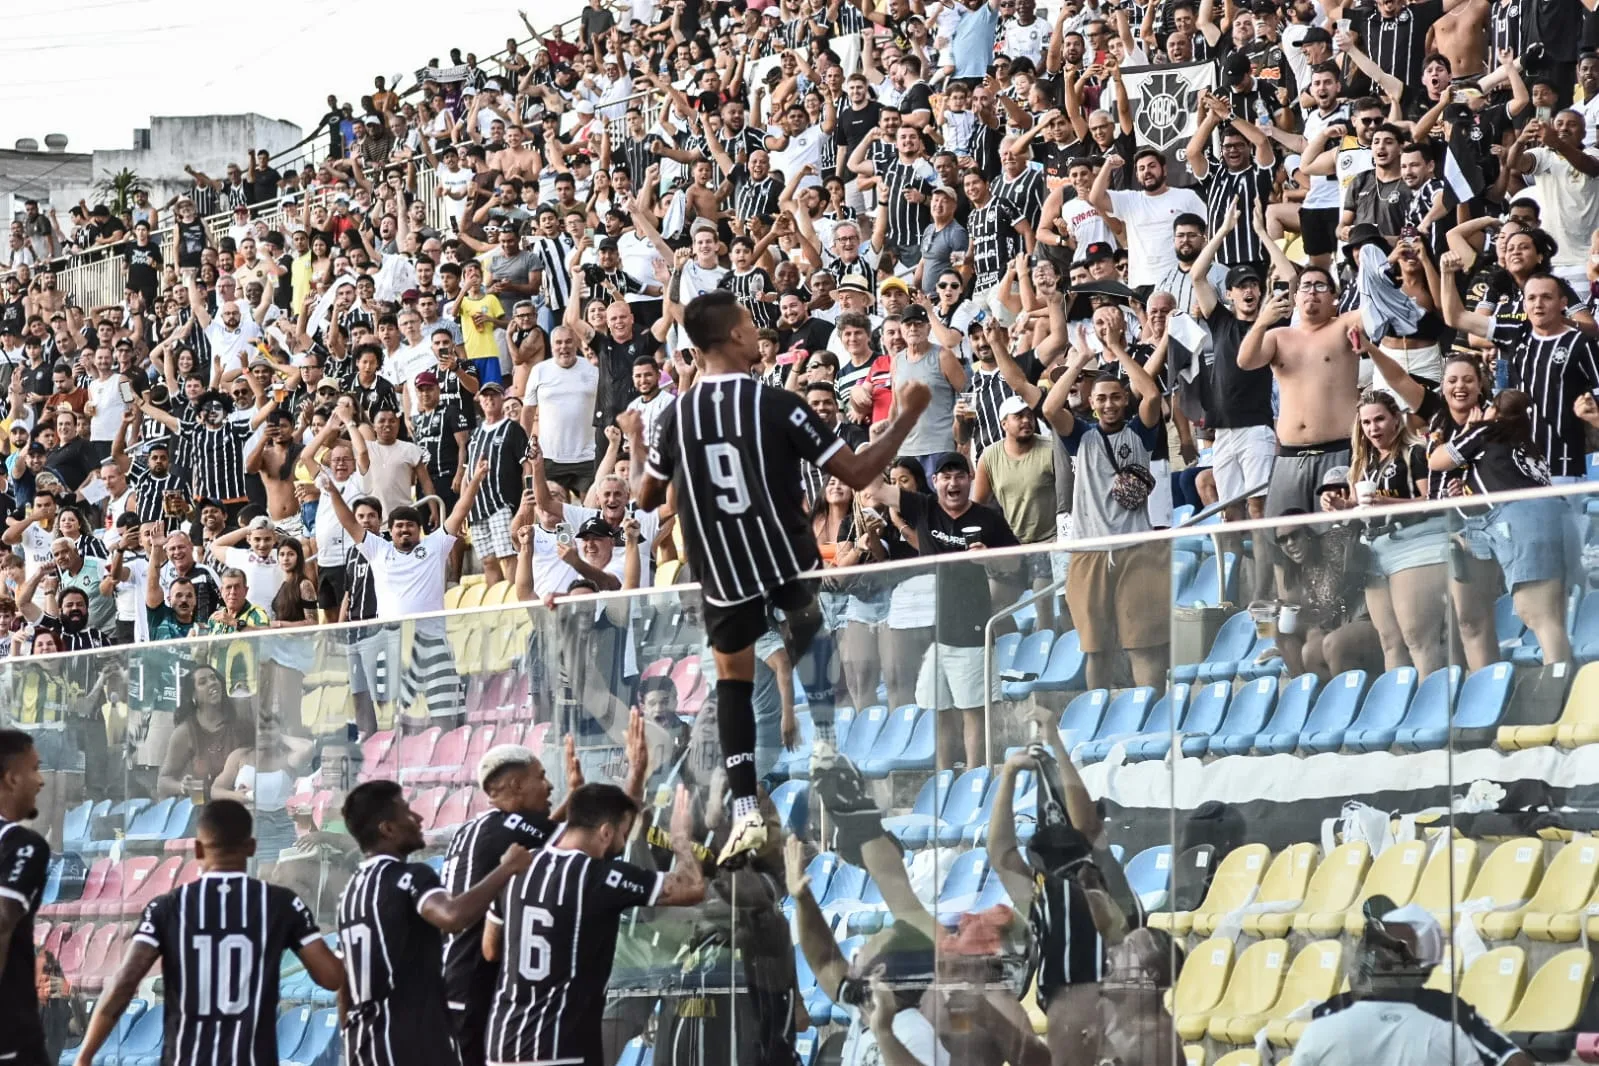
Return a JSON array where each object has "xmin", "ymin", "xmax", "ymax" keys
[{"xmin": 717, "ymin": 808, "xmax": 768, "ymax": 868}]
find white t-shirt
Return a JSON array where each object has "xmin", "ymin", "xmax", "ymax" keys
[
  {"xmin": 564, "ymin": 502, "xmax": 659, "ymax": 587},
  {"xmin": 86, "ymin": 377, "xmax": 127, "ymax": 442},
  {"xmin": 1105, "ymin": 186, "xmax": 1209, "ymax": 288},
  {"xmin": 528, "ymin": 522, "xmax": 628, "ymax": 597},
  {"xmin": 384, "ymin": 343, "xmax": 436, "ymax": 389},
  {"xmin": 624, "ymin": 392, "xmax": 674, "ymax": 457},
  {"xmin": 314, "ymin": 472, "xmax": 366, "ymax": 568},
  {"xmin": 1300, "ymin": 108, "xmax": 1353, "ymax": 210},
  {"xmin": 768, "ymin": 124, "xmax": 827, "ymax": 190},
  {"xmin": 114, "ymin": 555, "xmax": 151, "ymax": 639},
  {"xmin": 205, "ymin": 318, "xmax": 263, "ymax": 375},
  {"xmin": 527, "ymin": 358, "xmax": 600, "ymax": 464},
  {"xmin": 358, "ymin": 527, "xmax": 457, "ymax": 616},
  {"xmin": 1061, "ymin": 198, "xmax": 1117, "ymax": 258},
  {"xmin": 221, "ymin": 547, "xmax": 285, "ymax": 620},
  {"xmin": 1294, "ymin": 998, "xmax": 1519, "ymax": 1066},
  {"xmin": 436, "ymin": 165, "xmax": 477, "ymax": 223},
  {"xmin": 838, "ymin": 1006, "xmax": 948, "ymax": 1066},
  {"xmin": 1526, "ymin": 147, "xmax": 1599, "ymax": 275}
]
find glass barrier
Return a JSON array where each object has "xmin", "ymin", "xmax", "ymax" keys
[{"xmin": 6, "ymin": 482, "xmax": 1597, "ymax": 1066}]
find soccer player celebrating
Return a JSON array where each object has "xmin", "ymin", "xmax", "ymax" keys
[
  {"xmin": 0, "ymin": 731, "xmax": 49, "ymax": 1066},
  {"xmin": 619, "ymin": 290, "xmax": 930, "ymax": 866}
]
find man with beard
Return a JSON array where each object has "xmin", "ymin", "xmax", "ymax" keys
[
  {"xmin": 31, "ymin": 585, "xmax": 111, "ymax": 651},
  {"xmin": 1088, "ymin": 148, "xmax": 1207, "ymax": 293},
  {"xmin": 1152, "ymin": 214, "xmax": 1233, "ymax": 316},
  {"xmin": 1184, "ymin": 104, "xmax": 1277, "ymax": 273},
  {"xmin": 1192, "ymin": 209, "xmax": 1276, "ymax": 522},
  {"xmin": 1340, "ymin": 123, "xmax": 1411, "ymax": 243},
  {"xmin": 117, "ymin": 434, "xmax": 190, "ymax": 530},
  {"xmin": 46, "ymin": 535, "xmax": 113, "ymax": 633},
  {"xmin": 142, "ymin": 389, "xmax": 278, "ymax": 522},
  {"xmin": 482, "ymin": 784, "xmax": 705, "ymax": 1066},
  {"xmin": 0, "ymin": 731, "xmax": 50, "ymax": 1066}
]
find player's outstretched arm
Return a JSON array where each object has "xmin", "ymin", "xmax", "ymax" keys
[
  {"xmin": 824, "ymin": 378, "xmax": 932, "ymax": 490},
  {"xmin": 74, "ymin": 941, "xmax": 160, "ymax": 1066},
  {"xmin": 654, "ymin": 785, "xmax": 707, "ymax": 907},
  {"xmin": 299, "ymin": 936, "xmax": 347, "ymax": 992},
  {"xmin": 422, "ymin": 845, "xmax": 533, "ymax": 933}
]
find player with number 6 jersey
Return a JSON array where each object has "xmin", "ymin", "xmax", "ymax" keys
[
  {"xmin": 483, "ymin": 784, "xmax": 705, "ymax": 1066},
  {"xmin": 73, "ymin": 801, "xmax": 347, "ymax": 1066},
  {"xmin": 620, "ymin": 290, "xmax": 930, "ymax": 867},
  {"xmin": 337, "ymin": 781, "xmax": 533, "ymax": 1066}
]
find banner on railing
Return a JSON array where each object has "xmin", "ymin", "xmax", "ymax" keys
[{"xmin": 416, "ymin": 64, "xmax": 471, "ymax": 86}]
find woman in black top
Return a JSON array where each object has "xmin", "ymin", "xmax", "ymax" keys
[
  {"xmin": 1343, "ymin": 387, "xmax": 1449, "ymax": 677},
  {"xmin": 1429, "ymin": 386, "xmax": 1578, "ymax": 669}
]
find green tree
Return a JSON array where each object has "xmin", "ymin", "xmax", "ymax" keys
[{"xmin": 92, "ymin": 168, "xmax": 150, "ymax": 218}]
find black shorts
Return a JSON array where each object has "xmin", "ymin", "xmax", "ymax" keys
[
  {"xmin": 703, "ymin": 581, "xmax": 815, "ymax": 655},
  {"xmin": 317, "ymin": 567, "xmax": 348, "ymax": 615},
  {"xmin": 1299, "ymin": 207, "xmax": 1339, "ymax": 257}
]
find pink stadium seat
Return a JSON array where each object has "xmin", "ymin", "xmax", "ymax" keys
[
  {"xmin": 467, "ymin": 790, "xmax": 492, "ymax": 819},
  {"xmin": 78, "ymin": 923, "xmax": 125, "ymax": 992},
  {"xmin": 452, "ymin": 726, "xmax": 498, "ymax": 785},
  {"xmin": 33, "ymin": 920, "xmax": 49, "ymax": 947},
  {"xmin": 56, "ymin": 923, "xmax": 94, "ymax": 979},
  {"xmin": 680, "ymin": 676, "xmax": 709, "ymax": 715},
  {"xmin": 393, "ymin": 728, "xmax": 442, "ymax": 779},
  {"xmin": 526, "ymin": 722, "xmax": 551, "ymax": 754},
  {"xmin": 47, "ymin": 858, "xmax": 111, "ymax": 919},
  {"xmin": 431, "ymin": 788, "xmax": 473, "ymax": 835},
  {"xmin": 414, "ymin": 726, "xmax": 471, "ymax": 785},
  {"xmin": 640, "ymin": 658, "xmax": 673, "ymax": 681},
  {"xmin": 176, "ymin": 860, "xmax": 203, "ymax": 888},
  {"xmin": 42, "ymin": 921, "xmax": 68, "ymax": 960},
  {"xmin": 411, "ymin": 787, "xmax": 448, "ymax": 829},
  {"xmin": 1578, "ymin": 1033, "xmax": 1599, "ymax": 1063},
  {"xmin": 359, "ymin": 730, "xmax": 398, "ymax": 781},
  {"xmin": 87, "ymin": 859, "xmax": 137, "ymax": 918},
  {"xmin": 122, "ymin": 856, "xmax": 182, "ymax": 917},
  {"xmin": 670, "ymin": 659, "xmax": 703, "ymax": 703},
  {"xmin": 465, "ymin": 677, "xmax": 493, "ymax": 721}
]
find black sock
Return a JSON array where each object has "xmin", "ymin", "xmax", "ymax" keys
[{"xmin": 716, "ymin": 678, "xmax": 759, "ymax": 804}]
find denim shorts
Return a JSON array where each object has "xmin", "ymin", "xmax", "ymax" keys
[{"xmin": 1461, "ymin": 498, "xmax": 1578, "ymax": 591}]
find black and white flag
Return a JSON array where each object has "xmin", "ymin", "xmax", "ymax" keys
[{"xmin": 1119, "ymin": 61, "xmax": 1218, "ymax": 155}]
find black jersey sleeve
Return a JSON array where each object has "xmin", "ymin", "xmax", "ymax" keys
[
  {"xmin": 0, "ymin": 825, "xmax": 48, "ymax": 913},
  {"xmin": 772, "ymin": 387, "xmax": 844, "ymax": 468},
  {"xmin": 645, "ymin": 398, "xmax": 680, "ymax": 481},
  {"xmin": 133, "ymin": 891, "xmax": 172, "ymax": 949},
  {"xmin": 272, "ymin": 886, "xmax": 324, "ymax": 951},
  {"xmin": 588, "ymin": 859, "xmax": 663, "ymax": 913},
  {"xmin": 397, "ymin": 862, "xmax": 448, "ymax": 914}
]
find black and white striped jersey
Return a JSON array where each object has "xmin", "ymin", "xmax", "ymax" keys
[
  {"xmin": 485, "ymin": 845, "xmax": 662, "ymax": 1066},
  {"xmin": 0, "ymin": 818, "xmax": 50, "ymax": 1066},
  {"xmin": 878, "ymin": 157, "xmax": 937, "ymax": 252},
  {"xmin": 1490, "ymin": 320, "xmax": 1599, "ymax": 479},
  {"xmin": 646, "ymin": 374, "xmax": 844, "ymax": 606},
  {"xmin": 731, "ymin": 173, "xmax": 781, "ymax": 222},
  {"xmin": 134, "ymin": 469, "xmax": 193, "ymax": 525},
  {"xmin": 967, "ymin": 194, "xmax": 1025, "ymax": 293},
  {"xmin": 1197, "ymin": 162, "xmax": 1274, "ymax": 266},
  {"xmin": 464, "ymin": 417, "xmax": 530, "ymax": 522},
  {"xmin": 345, "ymin": 546, "xmax": 380, "ymax": 622},
  {"xmin": 337, "ymin": 855, "xmax": 459, "ymax": 1066},
  {"xmin": 439, "ymin": 809, "xmax": 556, "ymax": 1011},
  {"xmin": 182, "ymin": 421, "xmax": 252, "ymax": 502},
  {"xmin": 529, "ymin": 236, "xmax": 574, "ymax": 313},
  {"xmin": 718, "ymin": 268, "xmax": 780, "ymax": 330},
  {"xmin": 995, "ymin": 166, "xmax": 1047, "ymax": 229},
  {"xmin": 1028, "ymin": 871, "xmax": 1106, "ymax": 1007},
  {"xmin": 1490, "ymin": 0, "xmax": 1529, "ymax": 67},
  {"xmin": 132, "ymin": 872, "xmax": 322, "ymax": 1066},
  {"xmin": 615, "ymin": 136, "xmax": 657, "ymax": 191},
  {"xmin": 412, "ymin": 405, "xmax": 472, "ymax": 489},
  {"xmin": 1356, "ymin": 0, "xmax": 1445, "ymax": 88},
  {"xmin": 821, "ymin": 247, "xmax": 878, "ymax": 291}
]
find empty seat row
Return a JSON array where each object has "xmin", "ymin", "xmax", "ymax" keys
[{"xmin": 42, "ymin": 856, "xmax": 202, "ymax": 920}]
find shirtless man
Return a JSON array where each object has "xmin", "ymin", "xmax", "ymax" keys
[
  {"xmin": 245, "ymin": 409, "xmax": 308, "ymax": 537},
  {"xmin": 490, "ymin": 125, "xmax": 543, "ymax": 184},
  {"xmin": 1433, "ymin": 0, "xmax": 1491, "ymax": 77},
  {"xmin": 1237, "ymin": 264, "xmax": 1362, "ymax": 515},
  {"xmin": 26, "ymin": 269, "xmax": 67, "ymax": 321},
  {"xmin": 679, "ymin": 158, "xmax": 728, "ymax": 225}
]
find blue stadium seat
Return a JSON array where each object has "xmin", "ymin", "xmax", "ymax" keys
[
  {"xmin": 930, "ymin": 767, "xmax": 994, "ymax": 848},
  {"xmin": 1057, "ymin": 689, "xmax": 1110, "ymax": 748},
  {"xmin": 881, "ymin": 707, "xmax": 936, "ymax": 774},
  {"xmin": 85, "ymin": 1000, "xmax": 146, "ymax": 1066},
  {"xmin": 1124, "ymin": 845, "xmax": 1173, "ymax": 912},
  {"xmin": 1033, "ymin": 630, "xmax": 1087, "ymax": 693},
  {"xmin": 1205, "ymin": 676, "xmax": 1282, "ymax": 756},
  {"xmin": 935, "ymin": 848, "xmax": 991, "ymax": 920},
  {"xmin": 124, "ymin": 798, "xmax": 177, "ymax": 844},
  {"xmin": 1103, "ymin": 685, "xmax": 1189, "ymax": 762},
  {"xmin": 839, "ymin": 706, "xmax": 890, "ymax": 765},
  {"xmin": 884, "ymin": 770, "xmax": 954, "ymax": 848},
  {"xmin": 1127, "ymin": 681, "xmax": 1231, "ymax": 761},
  {"xmin": 818, "ymin": 861, "xmax": 868, "ymax": 913},
  {"xmin": 1404, "ymin": 662, "xmax": 1511, "ymax": 750},
  {"xmin": 1174, "ymin": 509, "xmax": 1221, "ymax": 554},
  {"xmin": 1257, "ymin": 670, "xmax": 1368, "ymax": 755},
  {"xmin": 1075, "ymin": 688, "xmax": 1156, "ymax": 764},
  {"xmin": 424, "ymin": 855, "xmax": 444, "ymax": 875},
  {"xmin": 1173, "ymin": 610, "xmax": 1254, "ymax": 684},
  {"xmin": 1495, "ymin": 593, "xmax": 1526, "ymax": 654},
  {"xmin": 275, "ymin": 1007, "xmax": 314, "ymax": 1066},
  {"xmin": 772, "ymin": 711, "xmax": 816, "ymax": 779},
  {"xmin": 1512, "ymin": 587, "xmax": 1585, "ymax": 665},
  {"xmin": 1175, "ymin": 552, "xmax": 1238, "ymax": 608},
  {"xmin": 843, "ymin": 874, "xmax": 890, "ymax": 935},
  {"xmin": 1171, "ymin": 550, "xmax": 1200, "ymax": 600},
  {"xmin": 992, "ymin": 632, "xmax": 1022, "ymax": 680},
  {"xmin": 1304, "ymin": 667, "xmax": 1416, "ymax": 754},
  {"xmin": 161, "ymin": 797, "xmax": 195, "ymax": 840},
  {"xmin": 783, "ymin": 852, "xmax": 843, "ymax": 921},
  {"xmin": 860, "ymin": 705, "xmax": 921, "ymax": 777},
  {"xmin": 1001, "ymin": 629, "xmax": 1056, "ymax": 700},
  {"xmin": 614, "ymin": 1039, "xmax": 651, "ymax": 1066},
  {"xmin": 1345, "ymin": 666, "xmax": 1457, "ymax": 752},
  {"xmin": 1226, "ymin": 673, "xmax": 1320, "ymax": 756},
  {"xmin": 770, "ymin": 780, "xmax": 810, "ymax": 837},
  {"xmin": 956, "ymin": 770, "xmax": 1028, "ymax": 846},
  {"xmin": 794, "ymin": 1028, "xmax": 820, "ymax": 1066},
  {"xmin": 81, "ymin": 799, "xmax": 151, "ymax": 856},
  {"xmin": 1573, "ymin": 593, "xmax": 1599, "ymax": 662},
  {"xmin": 292, "ymin": 1007, "xmax": 339, "ymax": 1066},
  {"xmin": 62, "ymin": 801, "xmax": 97, "ymax": 853}
]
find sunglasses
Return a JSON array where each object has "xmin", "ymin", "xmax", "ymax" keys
[
  {"xmin": 1298, "ymin": 281, "xmax": 1333, "ymax": 293},
  {"xmin": 937, "ymin": 282, "xmax": 962, "ymax": 289}
]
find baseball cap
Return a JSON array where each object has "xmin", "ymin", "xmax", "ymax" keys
[
  {"xmin": 998, "ymin": 395, "xmax": 1031, "ymax": 419},
  {"xmin": 1294, "ymin": 25, "xmax": 1333, "ymax": 46},
  {"xmin": 879, "ymin": 276, "xmax": 911, "ymax": 294},
  {"xmin": 576, "ymin": 516, "xmax": 617, "ymax": 539},
  {"xmin": 476, "ymin": 744, "xmax": 536, "ymax": 790},
  {"xmin": 478, "ymin": 380, "xmax": 506, "ymax": 394},
  {"xmin": 837, "ymin": 274, "xmax": 871, "ymax": 294},
  {"xmin": 248, "ymin": 515, "xmax": 274, "ymax": 533},
  {"xmin": 1369, "ymin": 901, "xmax": 1445, "ymax": 967},
  {"xmin": 933, "ymin": 451, "xmax": 970, "ymax": 474},
  {"xmin": 1225, "ymin": 264, "xmax": 1263, "ymax": 289},
  {"xmin": 1081, "ymin": 241, "xmax": 1115, "ymax": 263},
  {"xmin": 1224, "ymin": 51, "xmax": 1254, "ymax": 85},
  {"xmin": 414, "ymin": 370, "xmax": 439, "ymax": 388},
  {"xmin": 574, "ymin": 99, "xmax": 596, "ymax": 115},
  {"xmin": 930, "ymin": 183, "xmax": 959, "ymax": 199},
  {"xmin": 1317, "ymin": 466, "xmax": 1351, "ymax": 494},
  {"xmin": 400, "ymin": 288, "xmax": 421, "ymax": 302},
  {"xmin": 900, "ymin": 304, "xmax": 930, "ymax": 324},
  {"xmin": 597, "ymin": 237, "xmax": 619, "ymax": 252}
]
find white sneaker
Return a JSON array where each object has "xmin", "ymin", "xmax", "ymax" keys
[
  {"xmin": 717, "ymin": 808, "xmax": 768, "ymax": 868},
  {"xmin": 810, "ymin": 737, "xmax": 840, "ymax": 776}
]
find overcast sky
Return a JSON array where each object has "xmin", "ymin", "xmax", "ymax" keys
[{"xmin": 0, "ymin": 0, "xmax": 584, "ymax": 157}]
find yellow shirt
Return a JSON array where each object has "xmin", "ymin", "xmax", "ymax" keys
[
  {"xmin": 291, "ymin": 252, "xmax": 314, "ymax": 315},
  {"xmin": 458, "ymin": 292, "xmax": 505, "ymax": 361}
]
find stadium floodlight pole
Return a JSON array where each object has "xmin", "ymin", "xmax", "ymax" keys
[{"xmin": 982, "ymin": 573, "xmax": 1067, "ymax": 765}]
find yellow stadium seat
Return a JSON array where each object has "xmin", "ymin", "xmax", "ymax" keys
[
  {"xmin": 1023, "ymin": 974, "xmax": 1046, "ymax": 1035},
  {"xmin": 1298, "ymin": 841, "xmax": 1424, "ymax": 937},
  {"xmin": 460, "ymin": 573, "xmax": 485, "ymax": 586},
  {"xmin": 300, "ymin": 686, "xmax": 324, "ymax": 728},
  {"xmin": 443, "ymin": 584, "xmax": 467, "ymax": 611},
  {"xmin": 1464, "ymin": 838, "xmax": 1545, "ymax": 936},
  {"xmin": 1440, "ymin": 947, "xmax": 1528, "ymax": 1028},
  {"xmin": 655, "ymin": 559, "xmax": 684, "ymax": 586},
  {"xmin": 1150, "ymin": 843, "xmax": 1270, "ymax": 936},
  {"xmin": 1362, "ymin": 838, "xmax": 1477, "ymax": 937},
  {"xmin": 1498, "ymin": 949, "xmax": 1593, "ymax": 1035},
  {"xmin": 1229, "ymin": 843, "xmax": 1318, "ymax": 937},
  {"xmin": 1184, "ymin": 1046, "xmax": 1205, "ymax": 1066},
  {"xmin": 1212, "ymin": 1051, "xmax": 1260, "ymax": 1066},
  {"xmin": 1175, "ymin": 939, "xmax": 1289, "ymax": 1042},
  {"xmin": 1496, "ymin": 839, "xmax": 1599, "ymax": 940},
  {"xmin": 1501, "ymin": 662, "xmax": 1599, "ymax": 749},
  {"xmin": 1215, "ymin": 940, "xmax": 1342, "ymax": 1045},
  {"xmin": 481, "ymin": 580, "xmax": 515, "ymax": 608},
  {"xmin": 1273, "ymin": 842, "xmax": 1370, "ymax": 938},
  {"xmin": 1171, "ymin": 938, "xmax": 1235, "ymax": 1021}
]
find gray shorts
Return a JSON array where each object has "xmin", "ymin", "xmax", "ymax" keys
[{"xmin": 1265, "ymin": 444, "xmax": 1352, "ymax": 517}]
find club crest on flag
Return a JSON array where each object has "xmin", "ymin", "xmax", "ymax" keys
[{"xmin": 1122, "ymin": 61, "xmax": 1218, "ymax": 154}]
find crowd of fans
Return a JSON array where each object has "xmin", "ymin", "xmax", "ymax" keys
[{"xmin": 0, "ymin": 0, "xmax": 1596, "ymax": 691}]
